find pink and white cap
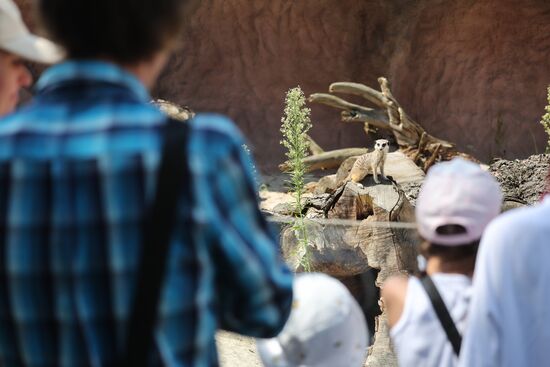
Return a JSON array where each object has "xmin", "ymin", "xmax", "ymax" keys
[{"xmin": 416, "ymin": 157, "xmax": 503, "ymax": 246}]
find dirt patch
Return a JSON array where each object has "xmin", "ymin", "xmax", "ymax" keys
[
  {"xmin": 216, "ymin": 331, "xmax": 262, "ymax": 367},
  {"xmin": 381, "ymin": 155, "xmax": 550, "ymax": 207},
  {"xmin": 489, "ymin": 154, "xmax": 550, "ymax": 204}
]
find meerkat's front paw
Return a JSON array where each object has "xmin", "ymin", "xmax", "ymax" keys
[
  {"xmin": 357, "ymin": 183, "xmax": 364, "ymax": 189},
  {"xmin": 373, "ymin": 175, "xmax": 380, "ymax": 184}
]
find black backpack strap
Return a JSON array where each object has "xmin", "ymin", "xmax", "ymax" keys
[
  {"xmin": 419, "ymin": 274, "xmax": 462, "ymax": 356},
  {"xmin": 122, "ymin": 118, "xmax": 191, "ymax": 367}
]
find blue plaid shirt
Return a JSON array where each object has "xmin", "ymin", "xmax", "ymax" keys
[{"xmin": 0, "ymin": 61, "xmax": 293, "ymax": 367}]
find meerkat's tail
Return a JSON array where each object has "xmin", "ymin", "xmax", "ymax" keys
[{"xmin": 349, "ymin": 172, "xmax": 362, "ymax": 182}]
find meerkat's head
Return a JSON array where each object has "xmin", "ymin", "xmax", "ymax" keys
[{"xmin": 374, "ymin": 139, "xmax": 390, "ymax": 153}]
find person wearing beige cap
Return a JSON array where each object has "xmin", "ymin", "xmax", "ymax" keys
[
  {"xmin": 256, "ymin": 273, "xmax": 369, "ymax": 367},
  {"xmin": 0, "ymin": 0, "xmax": 62, "ymax": 116},
  {"xmin": 382, "ymin": 157, "xmax": 502, "ymax": 367}
]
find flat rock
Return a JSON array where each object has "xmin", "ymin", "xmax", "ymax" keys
[{"xmin": 384, "ymin": 151, "xmax": 425, "ymax": 185}]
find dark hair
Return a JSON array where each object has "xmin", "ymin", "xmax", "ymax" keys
[
  {"xmin": 37, "ymin": 0, "xmax": 197, "ymax": 63},
  {"xmin": 420, "ymin": 224, "xmax": 480, "ymax": 262},
  {"xmin": 420, "ymin": 241, "xmax": 479, "ymax": 262}
]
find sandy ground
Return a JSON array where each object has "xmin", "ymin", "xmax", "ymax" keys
[
  {"xmin": 216, "ymin": 332, "xmax": 262, "ymax": 367},
  {"xmin": 214, "ymin": 173, "xmax": 288, "ymax": 367},
  {"xmin": 214, "ymin": 172, "xmax": 291, "ymax": 367}
]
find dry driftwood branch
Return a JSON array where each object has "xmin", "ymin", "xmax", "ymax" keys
[
  {"xmin": 310, "ymin": 79, "xmax": 454, "ymax": 150},
  {"xmin": 329, "ymin": 82, "xmax": 388, "ymax": 108},
  {"xmin": 278, "ymin": 147, "xmax": 368, "ymax": 172},
  {"xmin": 305, "ymin": 134, "xmax": 324, "ymax": 155},
  {"xmin": 423, "ymin": 143, "xmax": 441, "ymax": 171},
  {"xmin": 279, "ymin": 133, "xmax": 365, "ymax": 173},
  {"xmin": 309, "ymin": 78, "xmax": 475, "ymax": 170},
  {"xmin": 309, "ymin": 93, "xmax": 390, "ymax": 129}
]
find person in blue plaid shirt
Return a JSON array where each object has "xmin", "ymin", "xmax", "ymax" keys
[{"xmin": 0, "ymin": 0, "xmax": 294, "ymax": 366}]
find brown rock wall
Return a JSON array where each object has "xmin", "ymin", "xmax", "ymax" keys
[
  {"xmin": 390, "ymin": 0, "xmax": 550, "ymax": 161},
  {"xmin": 15, "ymin": 0, "xmax": 550, "ymax": 169},
  {"xmin": 157, "ymin": 0, "xmax": 550, "ymax": 168},
  {"xmin": 154, "ymin": 0, "xmax": 395, "ymax": 170}
]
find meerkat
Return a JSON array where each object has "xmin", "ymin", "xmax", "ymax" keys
[{"xmin": 347, "ymin": 139, "xmax": 389, "ymax": 185}]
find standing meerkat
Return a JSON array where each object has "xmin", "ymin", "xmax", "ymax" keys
[{"xmin": 347, "ymin": 139, "xmax": 389, "ymax": 185}]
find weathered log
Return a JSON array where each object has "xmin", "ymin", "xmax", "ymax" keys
[
  {"xmin": 423, "ymin": 143, "xmax": 442, "ymax": 171},
  {"xmin": 308, "ymin": 93, "xmax": 390, "ymax": 129},
  {"xmin": 305, "ymin": 134, "xmax": 324, "ymax": 155},
  {"xmin": 278, "ymin": 147, "xmax": 368, "ymax": 172},
  {"xmin": 329, "ymin": 82, "xmax": 388, "ymax": 108},
  {"xmin": 309, "ymin": 78, "xmax": 477, "ymax": 171},
  {"xmin": 310, "ymin": 80, "xmax": 454, "ymax": 151}
]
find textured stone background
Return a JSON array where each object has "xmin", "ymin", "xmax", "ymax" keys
[{"xmin": 17, "ymin": 0, "xmax": 550, "ymax": 170}]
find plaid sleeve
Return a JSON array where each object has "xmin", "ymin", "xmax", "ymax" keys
[{"xmin": 204, "ymin": 128, "xmax": 293, "ymax": 338}]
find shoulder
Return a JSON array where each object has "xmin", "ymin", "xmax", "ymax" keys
[
  {"xmin": 186, "ymin": 113, "xmax": 250, "ymax": 175},
  {"xmin": 382, "ymin": 275, "xmax": 410, "ymax": 328},
  {"xmin": 383, "ymin": 275, "xmax": 409, "ymax": 298},
  {"xmin": 189, "ymin": 113, "xmax": 245, "ymax": 144},
  {"xmin": 477, "ymin": 200, "xmax": 550, "ymax": 271},
  {"xmin": 483, "ymin": 201, "xmax": 549, "ymax": 244}
]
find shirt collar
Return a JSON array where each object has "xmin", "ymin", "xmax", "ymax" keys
[{"xmin": 35, "ymin": 60, "xmax": 150, "ymax": 102}]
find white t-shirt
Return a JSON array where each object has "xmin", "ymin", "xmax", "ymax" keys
[
  {"xmin": 391, "ymin": 273, "xmax": 472, "ymax": 367},
  {"xmin": 459, "ymin": 196, "xmax": 550, "ymax": 367}
]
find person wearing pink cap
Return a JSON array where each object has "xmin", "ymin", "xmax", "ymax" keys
[
  {"xmin": 0, "ymin": 0, "xmax": 62, "ymax": 116},
  {"xmin": 382, "ymin": 157, "xmax": 502, "ymax": 367}
]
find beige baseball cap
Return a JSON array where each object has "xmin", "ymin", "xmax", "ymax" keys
[
  {"xmin": 0, "ymin": 0, "xmax": 63, "ymax": 63},
  {"xmin": 256, "ymin": 273, "xmax": 368, "ymax": 367}
]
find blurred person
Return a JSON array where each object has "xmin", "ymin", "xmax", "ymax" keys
[
  {"xmin": 0, "ymin": 0, "xmax": 293, "ymax": 366},
  {"xmin": 256, "ymin": 273, "xmax": 369, "ymax": 367},
  {"xmin": 459, "ymin": 168, "xmax": 550, "ymax": 366},
  {"xmin": 0, "ymin": 0, "xmax": 61, "ymax": 116},
  {"xmin": 382, "ymin": 158, "xmax": 502, "ymax": 367}
]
